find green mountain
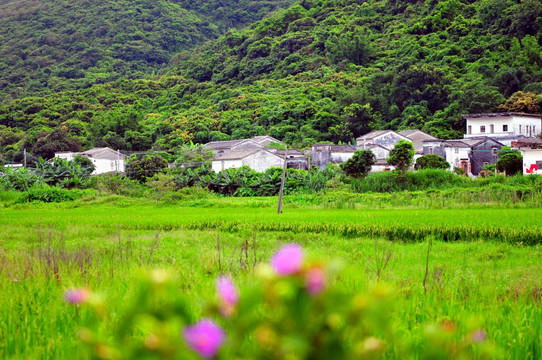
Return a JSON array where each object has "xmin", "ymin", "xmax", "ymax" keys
[
  {"xmin": 0, "ymin": 0, "xmax": 293, "ymax": 102},
  {"xmin": 1, "ymin": 0, "xmax": 541, "ymax": 161}
]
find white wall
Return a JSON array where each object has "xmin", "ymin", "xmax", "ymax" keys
[
  {"xmin": 91, "ymin": 159, "xmax": 125, "ymax": 175},
  {"xmin": 444, "ymin": 147, "xmax": 470, "ymax": 170},
  {"xmin": 244, "ymin": 151, "xmax": 284, "ymax": 172},
  {"xmin": 521, "ymin": 149, "xmax": 542, "ymax": 175},
  {"xmin": 55, "ymin": 152, "xmax": 75, "ymax": 161},
  {"xmin": 370, "ymin": 164, "xmax": 395, "ymax": 173},
  {"xmin": 55, "ymin": 152, "xmax": 125, "ymax": 174},
  {"xmin": 212, "ymin": 159, "xmax": 243, "ymax": 173},
  {"xmin": 330, "ymin": 152, "xmax": 354, "ymax": 164},
  {"xmin": 465, "ymin": 115, "xmax": 542, "ymax": 138},
  {"xmin": 368, "ymin": 147, "xmax": 389, "ymax": 159}
]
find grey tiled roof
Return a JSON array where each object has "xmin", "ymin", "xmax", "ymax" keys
[
  {"xmin": 212, "ymin": 150, "xmax": 258, "ymax": 161},
  {"xmin": 462, "ymin": 112, "xmax": 542, "ymax": 119}
]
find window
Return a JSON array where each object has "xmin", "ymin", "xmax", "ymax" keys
[
  {"xmin": 480, "ymin": 126, "xmax": 486, "ymax": 133},
  {"xmin": 468, "ymin": 125, "xmax": 472, "ymax": 134},
  {"xmin": 490, "ymin": 124, "xmax": 494, "ymax": 133},
  {"xmin": 503, "ymin": 125, "xmax": 508, "ymax": 132},
  {"xmin": 455, "ymin": 147, "xmax": 459, "ymax": 154},
  {"xmin": 519, "ymin": 125, "xmax": 522, "ymax": 134},
  {"xmin": 492, "ymin": 148, "xmax": 497, "ymax": 155}
]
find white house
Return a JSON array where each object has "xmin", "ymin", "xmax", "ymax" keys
[
  {"xmin": 205, "ymin": 136, "xmax": 285, "ymax": 157},
  {"xmin": 462, "ymin": 112, "xmax": 542, "ymax": 145},
  {"xmin": 211, "ymin": 149, "xmax": 284, "ymax": 173},
  {"xmin": 441, "ymin": 140, "xmax": 472, "ymax": 172},
  {"xmin": 55, "ymin": 147, "xmax": 126, "ymax": 175},
  {"xmin": 520, "ymin": 148, "xmax": 542, "ymax": 175},
  {"xmin": 513, "ymin": 138, "xmax": 542, "ymax": 175}
]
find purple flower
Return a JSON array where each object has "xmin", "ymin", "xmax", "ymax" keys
[
  {"xmin": 64, "ymin": 288, "xmax": 91, "ymax": 304},
  {"xmin": 182, "ymin": 319, "xmax": 226, "ymax": 359},
  {"xmin": 305, "ymin": 267, "xmax": 326, "ymax": 296},
  {"xmin": 216, "ymin": 275, "xmax": 239, "ymax": 317},
  {"xmin": 271, "ymin": 243, "xmax": 304, "ymax": 275}
]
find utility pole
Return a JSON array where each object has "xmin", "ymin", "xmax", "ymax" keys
[{"xmin": 277, "ymin": 146, "xmax": 287, "ymax": 214}]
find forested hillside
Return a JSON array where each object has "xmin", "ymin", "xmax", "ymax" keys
[
  {"xmin": 1, "ymin": 0, "xmax": 541, "ymax": 161},
  {"xmin": 0, "ymin": 0, "xmax": 293, "ymax": 102}
]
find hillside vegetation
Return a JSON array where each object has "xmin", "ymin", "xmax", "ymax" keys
[
  {"xmin": 0, "ymin": 0, "xmax": 293, "ymax": 102},
  {"xmin": 1, "ymin": 0, "xmax": 541, "ymax": 161}
]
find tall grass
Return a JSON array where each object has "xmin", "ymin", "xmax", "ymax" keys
[
  {"xmin": 352, "ymin": 170, "xmax": 542, "ymax": 193},
  {"xmin": 0, "ymin": 218, "xmax": 541, "ymax": 358}
]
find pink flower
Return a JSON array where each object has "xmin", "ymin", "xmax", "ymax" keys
[
  {"xmin": 182, "ymin": 319, "xmax": 226, "ymax": 359},
  {"xmin": 305, "ymin": 267, "xmax": 326, "ymax": 296},
  {"xmin": 216, "ymin": 275, "xmax": 239, "ymax": 317},
  {"xmin": 64, "ymin": 288, "xmax": 91, "ymax": 304},
  {"xmin": 471, "ymin": 329, "xmax": 487, "ymax": 343},
  {"xmin": 271, "ymin": 243, "xmax": 304, "ymax": 275}
]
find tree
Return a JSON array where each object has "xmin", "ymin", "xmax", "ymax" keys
[
  {"xmin": 126, "ymin": 155, "xmax": 168, "ymax": 183},
  {"xmin": 499, "ymin": 91, "xmax": 542, "ymax": 114},
  {"xmin": 496, "ymin": 147, "xmax": 523, "ymax": 175},
  {"xmin": 341, "ymin": 150, "xmax": 376, "ymax": 178},
  {"xmin": 387, "ymin": 140, "xmax": 415, "ymax": 176},
  {"xmin": 415, "ymin": 154, "xmax": 450, "ymax": 170},
  {"xmin": 31, "ymin": 128, "xmax": 82, "ymax": 159}
]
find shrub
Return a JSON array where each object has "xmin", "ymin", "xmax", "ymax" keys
[
  {"xmin": 496, "ymin": 148, "xmax": 523, "ymax": 176},
  {"xmin": 415, "ymin": 154, "xmax": 450, "ymax": 170},
  {"xmin": 16, "ymin": 185, "xmax": 81, "ymax": 203},
  {"xmin": 0, "ymin": 167, "xmax": 43, "ymax": 191},
  {"xmin": 96, "ymin": 173, "xmax": 148, "ymax": 197}
]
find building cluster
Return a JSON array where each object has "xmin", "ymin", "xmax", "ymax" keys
[
  {"xmin": 437, "ymin": 112, "xmax": 542, "ymax": 175},
  {"xmin": 41, "ymin": 112, "xmax": 542, "ymax": 177}
]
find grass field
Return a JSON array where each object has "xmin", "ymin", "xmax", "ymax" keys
[{"xmin": 1, "ymin": 198, "xmax": 541, "ymax": 359}]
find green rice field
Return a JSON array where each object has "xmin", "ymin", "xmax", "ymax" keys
[{"xmin": 1, "ymin": 199, "xmax": 541, "ymax": 359}]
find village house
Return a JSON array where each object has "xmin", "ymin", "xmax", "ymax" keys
[
  {"xmin": 211, "ymin": 149, "xmax": 284, "ymax": 173},
  {"xmin": 269, "ymin": 148, "xmax": 309, "ymax": 170},
  {"xmin": 423, "ymin": 139, "xmax": 471, "ymax": 173},
  {"xmin": 397, "ymin": 130, "xmax": 438, "ymax": 157},
  {"xmin": 423, "ymin": 137, "xmax": 503, "ymax": 176},
  {"xmin": 512, "ymin": 138, "xmax": 542, "ymax": 175},
  {"xmin": 462, "ymin": 112, "xmax": 542, "ymax": 145},
  {"xmin": 356, "ymin": 130, "xmax": 410, "ymax": 151},
  {"xmin": 206, "ymin": 136, "xmax": 309, "ymax": 172},
  {"xmin": 311, "ymin": 144, "xmax": 357, "ymax": 169},
  {"xmin": 204, "ymin": 136, "xmax": 284, "ymax": 157},
  {"xmin": 364, "ymin": 143, "xmax": 389, "ymax": 160},
  {"xmin": 55, "ymin": 147, "xmax": 126, "ymax": 175},
  {"xmin": 353, "ymin": 129, "xmax": 437, "ymax": 171}
]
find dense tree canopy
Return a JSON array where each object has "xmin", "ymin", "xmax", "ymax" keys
[{"xmin": 0, "ymin": 0, "xmax": 541, "ymax": 159}]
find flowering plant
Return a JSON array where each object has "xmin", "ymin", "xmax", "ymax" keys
[{"xmin": 70, "ymin": 244, "xmax": 498, "ymax": 359}]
